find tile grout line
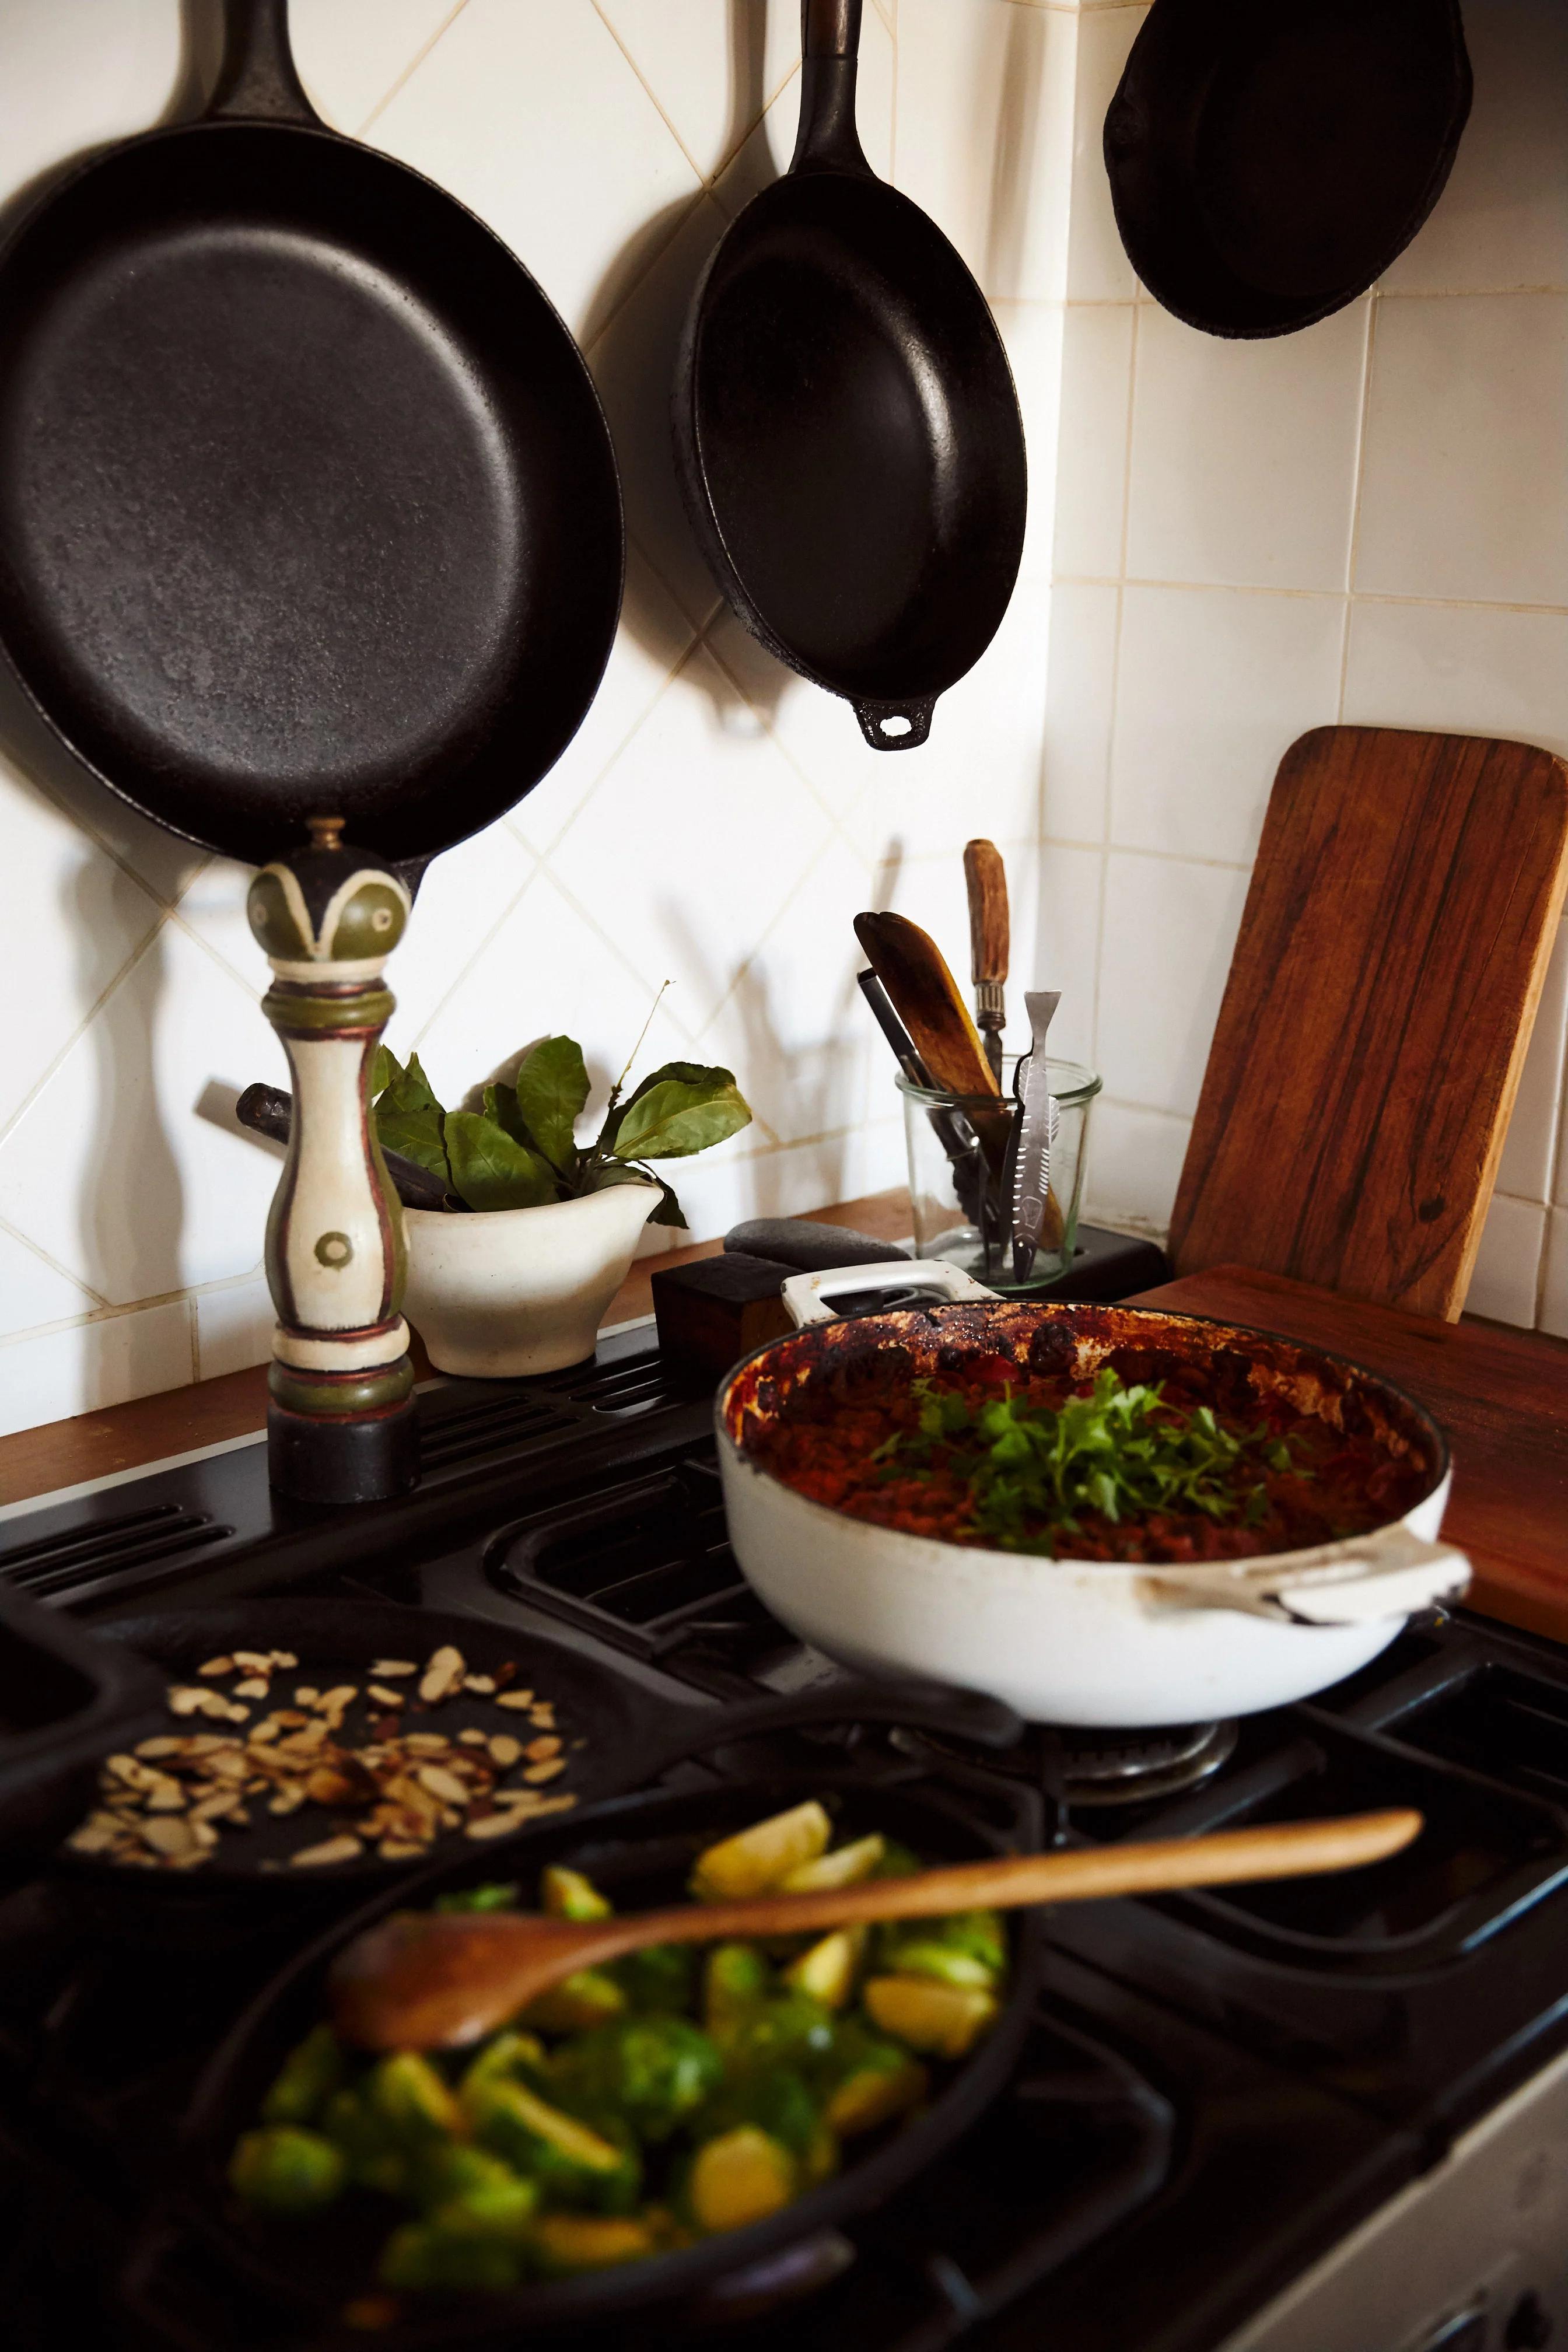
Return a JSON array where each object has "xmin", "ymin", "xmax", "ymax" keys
[
  {"xmin": 355, "ymin": 0, "xmax": 473, "ymax": 135},
  {"xmin": 0, "ymin": 910, "xmax": 171, "ymax": 1158},
  {"xmin": 0, "ymin": 1210, "xmax": 106, "ymax": 1314}
]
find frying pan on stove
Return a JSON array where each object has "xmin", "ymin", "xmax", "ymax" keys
[
  {"xmin": 0, "ymin": 0, "xmax": 622, "ymax": 872},
  {"xmin": 134, "ymin": 1772, "xmax": 1046, "ymax": 2344},
  {"xmin": 56, "ymin": 1600, "xmax": 1020, "ymax": 1936},
  {"xmin": 1105, "ymin": 0, "xmax": 1472, "ymax": 339},
  {"xmin": 675, "ymin": 0, "xmax": 1026, "ymax": 752}
]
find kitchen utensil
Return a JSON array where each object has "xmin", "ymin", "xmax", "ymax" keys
[
  {"xmin": 331, "ymin": 1806, "xmax": 1421, "ymax": 2050},
  {"xmin": 854, "ymin": 912, "xmax": 1012, "ymax": 1177},
  {"xmin": 1005, "ymin": 991, "xmax": 1063, "ymax": 1281},
  {"xmin": 235, "ymin": 1083, "xmax": 462, "ymax": 1214},
  {"xmin": 964, "ymin": 839, "xmax": 1009, "ymax": 1083},
  {"xmin": 856, "ymin": 966, "xmax": 932, "ymax": 1090},
  {"xmin": 858, "ymin": 962, "xmax": 992, "ymax": 1233},
  {"xmin": 0, "ymin": 0, "xmax": 622, "ymax": 869},
  {"xmin": 0, "ymin": 0, "xmax": 624, "ymax": 1503},
  {"xmin": 166, "ymin": 1774, "xmax": 1048, "ymax": 2333},
  {"xmin": 0, "ymin": 1582, "xmax": 165, "ymax": 1859},
  {"xmin": 724, "ymin": 1217, "xmax": 908, "ymax": 1270},
  {"xmin": 1170, "ymin": 726, "xmax": 1568, "ymax": 1318},
  {"xmin": 1105, "ymin": 0, "xmax": 1472, "ymax": 338},
  {"xmin": 64, "ymin": 1600, "xmax": 1021, "ymax": 1916},
  {"xmin": 675, "ymin": 0, "xmax": 1026, "ymax": 750},
  {"xmin": 717, "ymin": 1274, "xmax": 1471, "ymax": 1725}
]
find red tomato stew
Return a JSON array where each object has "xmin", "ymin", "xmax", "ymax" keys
[{"xmin": 736, "ymin": 1317, "xmax": 1434, "ymax": 1566}]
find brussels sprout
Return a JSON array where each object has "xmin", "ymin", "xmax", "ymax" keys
[
  {"xmin": 434, "ymin": 1881, "xmax": 520, "ymax": 1915},
  {"xmin": 366, "ymin": 2052, "xmax": 466, "ymax": 2146},
  {"xmin": 229, "ymin": 2124, "xmax": 346, "ymax": 2212},
  {"xmin": 782, "ymin": 1927, "xmax": 864, "ymax": 2010},
  {"xmin": 824, "ymin": 2044, "xmax": 928, "ymax": 2137},
  {"xmin": 696, "ymin": 2064, "xmax": 836, "ymax": 2183},
  {"xmin": 457, "ymin": 2031, "xmax": 547, "ymax": 2109},
  {"xmin": 320, "ymin": 2088, "xmax": 411, "ymax": 2198},
  {"xmin": 410, "ymin": 2142, "xmax": 527, "ymax": 2213},
  {"xmin": 540, "ymin": 1866, "xmax": 612, "ymax": 1923},
  {"xmin": 522, "ymin": 1968, "xmax": 626, "ymax": 2035},
  {"xmin": 377, "ymin": 2221, "xmax": 523, "ymax": 2292},
  {"xmin": 614, "ymin": 1942, "xmax": 697, "ymax": 2017},
  {"xmin": 428, "ymin": 2174, "xmax": 539, "ymax": 2242},
  {"xmin": 702, "ymin": 1943, "xmax": 772, "ymax": 2036},
  {"xmin": 547, "ymin": 2017, "xmax": 723, "ymax": 2144},
  {"xmin": 529, "ymin": 2214, "xmax": 660, "ymax": 2276},
  {"xmin": 690, "ymin": 1803, "xmax": 831, "ymax": 1901},
  {"xmin": 862, "ymin": 1976, "xmax": 999, "ymax": 2059},
  {"xmin": 723, "ymin": 1994, "xmax": 841, "ymax": 2088},
  {"xmin": 687, "ymin": 2127, "xmax": 796, "ymax": 2233},
  {"xmin": 260, "ymin": 2022, "xmax": 345, "ymax": 2127},
  {"xmin": 876, "ymin": 1908, "xmax": 1006, "ymax": 1990},
  {"xmin": 872, "ymin": 1840, "xmax": 921, "ymax": 1880},
  {"xmin": 779, "ymin": 1834, "xmax": 886, "ymax": 1893},
  {"xmin": 469, "ymin": 2080, "xmax": 642, "ymax": 2214}
]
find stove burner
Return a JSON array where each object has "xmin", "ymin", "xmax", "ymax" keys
[{"xmin": 903, "ymin": 1717, "xmax": 1240, "ymax": 1807}]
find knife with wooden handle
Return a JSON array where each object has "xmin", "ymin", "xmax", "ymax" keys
[{"xmin": 964, "ymin": 839, "xmax": 1009, "ymax": 1086}]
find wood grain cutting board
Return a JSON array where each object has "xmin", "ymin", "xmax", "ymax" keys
[{"xmin": 1169, "ymin": 725, "xmax": 1568, "ymax": 1320}]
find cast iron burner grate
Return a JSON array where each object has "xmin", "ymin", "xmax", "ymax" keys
[{"xmin": 898, "ymin": 1717, "xmax": 1240, "ymax": 1808}]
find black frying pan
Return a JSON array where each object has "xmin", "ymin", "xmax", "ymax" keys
[
  {"xmin": 138, "ymin": 1772, "xmax": 1045, "ymax": 2346},
  {"xmin": 1105, "ymin": 0, "xmax": 1472, "ymax": 340},
  {"xmin": 63, "ymin": 1601, "xmax": 1019, "ymax": 1917},
  {"xmin": 675, "ymin": 0, "xmax": 1026, "ymax": 752},
  {"xmin": 0, "ymin": 0, "xmax": 622, "ymax": 870}
]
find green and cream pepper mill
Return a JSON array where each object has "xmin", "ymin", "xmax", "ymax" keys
[{"xmin": 247, "ymin": 817, "xmax": 418, "ymax": 1504}]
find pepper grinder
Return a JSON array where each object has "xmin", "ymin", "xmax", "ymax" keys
[{"xmin": 247, "ymin": 817, "xmax": 418, "ymax": 1505}]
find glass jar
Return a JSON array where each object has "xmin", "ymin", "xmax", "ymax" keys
[{"xmin": 896, "ymin": 1056, "xmax": 1101, "ymax": 1293}]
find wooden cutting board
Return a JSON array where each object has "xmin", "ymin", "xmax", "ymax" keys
[{"xmin": 1169, "ymin": 726, "xmax": 1568, "ymax": 1319}]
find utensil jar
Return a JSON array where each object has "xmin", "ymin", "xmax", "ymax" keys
[{"xmin": 898, "ymin": 1056, "xmax": 1100, "ymax": 1290}]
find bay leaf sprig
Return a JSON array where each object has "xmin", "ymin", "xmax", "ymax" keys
[
  {"xmin": 370, "ymin": 1021, "xmax": 751, "ymax": 1222},
  {"xmin": 874, "ymin": 1370, "xmax": 1297, "ymax": 1554}
]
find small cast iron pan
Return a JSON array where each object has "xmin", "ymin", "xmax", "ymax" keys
[
  {"xmin": 1105, "ymin": 0, "xmax": 1472, "ymax": 338},
  {"xmin": 0, "ymin": 0, "xmax": 622, "ymax": 870},
  {"xmin": 0, "ymin": 1582, "xmax": 165, "ymax": 1859},
  {"xmin": 675, "ymin": 0, "xmax": 1026, "ymax": 752},
  {"xmin": 138, "ymin": 1772, "xmax": 1044, "ymax": 2346},
  {"xmin": 61, "ymin": 1601, "xmax": 1019, "ymax": 1923}
]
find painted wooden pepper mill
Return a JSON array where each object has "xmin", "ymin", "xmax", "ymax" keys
[{"xmin": 247, "ymin": 817, "xmax": 418, "ymax": 1504}]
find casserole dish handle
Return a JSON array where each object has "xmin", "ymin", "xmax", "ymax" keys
[
  {"xmin": 1143, "ymin": 1522, "xmax": 1471, "ymax": 1626},
  {"xmin": 780, "ymin": 1259, "xmax": 996, "ymax": 1325}
]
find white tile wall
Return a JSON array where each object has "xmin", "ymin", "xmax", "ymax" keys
[{"xmin": 2, "ymin": 0, "xmax": 1566, "ymax": 1451}]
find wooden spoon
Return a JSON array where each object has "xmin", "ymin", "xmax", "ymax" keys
[
  {"xmin": 330, "ymin": 1808, "xmax": 1421, "ymax": 2050},
  {"xmin": 854, "ymin": 909, "xmax": 1013, "ymax": 1178}
]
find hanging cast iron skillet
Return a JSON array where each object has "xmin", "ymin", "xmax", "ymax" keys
[
  {"xmin": 0, "ymin": 0, "xmax": 622, "ymax": 870},
  {"xmin": 1104, "ymin": 0, "xmax": 1472, "ymax": 339},
  {"xmin": 675, "ymin": 0, "xmax": 1027, "ymax": 752},
  {"xmin": 55, "ymin": 1599, "xmax": 1020, "ymax": 1938},
  {"xmin": 135, "ymin": 1771, "xmax": 1046, "ymax": 2346}
]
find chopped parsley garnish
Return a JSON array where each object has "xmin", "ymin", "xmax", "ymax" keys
[{"xmin": 872, "ymin": 1370, "xmax": 1298, "ymax": 1556}]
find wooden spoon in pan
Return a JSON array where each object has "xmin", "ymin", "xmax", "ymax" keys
[
  {"xmin": 854, "ymin": 911, "xmax": 1012, "ymax": 1174},
  {"xmin": 331, "ymin": 1807, "xmax": 1422, "ymax": 2050}
]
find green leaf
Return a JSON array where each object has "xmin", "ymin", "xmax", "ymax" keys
[
  {"xmin": 584, "ymin": 1160, "xmax": 684, "ymax": 1230},
  {"xmin": 444, "ymin": 1112, "xmax": 560, "ymax": 1212},
  {"xmin": 513, "ymin": 1037, "xmax": 590, "ymax": 1172},
  {"xmin": 370, "ymin": 1045, "xmax": 397, "ymax": 1098},
  {"xmin": 483, "ymin": 1082, "xmax": 534, "ymax": 1149},
  {"xmin": 597, "ymin": 1062, "xmax": 731, "ymax": 1156},
  {"xmin": 373, "ymin": 1050, "xmax": 451, "ymax": 1185},
  {"xmin": 610, "ymin": 1074, "xmax": 751, "ymax": 1163}
]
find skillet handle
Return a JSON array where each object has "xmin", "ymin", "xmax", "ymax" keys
[
  {"xmin": 1142, "ymin": 1524, "xmax": 1471, "ymax": 1626},
  {"xmin": 854, "ymin": 695, "xmax": 938, "ymax": 750},
  {"xmin": 803, "ymin": 0, "xmax": 863, "ymax": 55},
  {"xmin": 794, "ymin": 0, "xmax": 870, "ymax": 176},
  {"xmin": 208, "ymin": 0, "xmax": 323, "ymax": 126},
  {"xmin": 635, "ymin": 1678, "xmax": 1024, "ymax": 1782}
]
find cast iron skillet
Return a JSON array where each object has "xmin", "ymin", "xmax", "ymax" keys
[
  {"xmin": 61, "ymin": 1600, "xmax": 1019, "ymax": 1923},
  {"xmin": 675, "ymin": 0, "xmax": 1026, "ymax": 752},
  {"xmin": 0, "ymin": 0, "xmax": 622, "ymax": 870},
  {"xmin": 136, "ymin": 1772, "xmax": 1045, "ymax": 2346},
  {"xmin": 1105, "ymin": 0, "xmax": 1472, "ymax": 338}
]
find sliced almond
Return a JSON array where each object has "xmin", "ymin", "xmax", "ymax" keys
[
  {"xmin": 464, "ymin": 1811, "xmax": 522, "ymax": 1840},
  {"xmin": 416, "ymin": 1765, "xmax": 468, "ymax": 1805},
  {"xmin": 459, "ymin": 1728, "xmax": 490, "ymax": 1748},
  {"xmin": 68, "ymin": 1819, "xmax": 121, "ymax": 1854},
  {"xmin": 232, "ymin": 1651, "xmax": 272, "ymax": 1672},
  {"xmin": 294, "ymin": 1687, "xmax": 320, "ymax": 1706},
  {"xmin": 367, "ymin": 1685, "xmax": 405, "ymax": 1710},
  {"xmin": 290, "ymin": 1835, "xmax": 363, "ymax": 1867},
  {"xmin": 379, "ymin": 1839, "xmax": 428, "ymax": 1859},
  {"xmin": 403, "ymin": 1733, "xmax": 453, "ymax": 1756},
  {"xmin": 233, "ymin": 1677, "xmax": 270, "ymax": 1700},
  {"xmin": 525, "ymin": 1736, "xmax": 562, "ymax": 1762},
  {"xmin": 463, "ymin": 1674, "xmax": 496, "ymax": 1695},
  {"xmin": 168, "ymin": 1688, "xmax": 209, "ymax": 1716},
  {"xmin": 139, "ymin": 1815, "xmax": 198, "ymax": 1857},
  {"xmin": 523, "ymin": 1759, "xmax": 567, "ymax": 1784},
  {"xmin": 419, "ymin": 1646, "xmax": 465, "ymax": 1704},
  {"xmin": 317, "ymin": 1685, "xmax": 358, "ymax": 1713},
  {"xmin": 270, "ymin": 1651, "xmax": 299, "ymax": 1670},
  {"xmin": 268, "ymin": 1787, "xmax": 307, "ymax": 1817},
  {"xmin": 494, "ymin": 1692, "xmax": 536, "ymax": 1712},
  {"xmin": 488, "ymin": 1735, "xmax": 523, "ymax": 1768},
  {"xmin": 197, "ymin": 1657, "xmax": 235, "ymax": 1678},
  {"xmin": 145, "ymin": 1782, "xmax": 187, "ymax": 1812},
  {"xmin": 134, "ymin": 1737, "xmax": 183, "ymax": 1759}
]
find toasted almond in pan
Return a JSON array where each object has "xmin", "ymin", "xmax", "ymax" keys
[
  {"xmin": 268, "ymin": 1788, "xmax": 307, "ymax": 1817},
  {"xmin": 232, "ymin": 1651, "xmax": 272, "ymax": 1672},
  {"xmin": 197, "ymin": 1657, "xmax": 235, "ymax": 1678},
  {"xmin": 464, "ymin": 1811, "xmax": 522, "ymax": 1840},
  {"xmin": 233, "ymin": 1677, "xmax": 270, "ymax": 1700},
  {"xmin": 290, "ymin": 1835, "xmax": 363, "ymax": 1868},
  {"xmin": 488, "ymin": 1735, "xmax": 522, "ymax": 1768},
  {"xmin": 419, "ymin": 1646, "xmax": 465, "ymax": 1704},
  {"xmin": 270, "ymin": 1651, "xmax": 299, "ymax": 1670},
  {"xmin": 494, "ymin": 1692, "xmax": 535, "ymax": 1712},
  {"xmin": 294, "ymin": 1687, "xmax": 320, "ymax": 1706},
  {"xmin": 526, "ymin": 1736, "xmax": 562, "ymax": 1762},
  {"xmin": 523, "ymin": 1759, "xmax": 568, "ymax": 1784},
  {"xmin": 367, "ymin": 1685, "xmax": 405, "ymax": 1710},
  {"xmin": 402, "ymin": 1734, "xmax": 452, "ymax": 1756},
  {"xmin": 458, "ymin": 1728, "xmax": 489, "ymax": 1748},
  {"xmin": 417, "ymin": 1765, "xmax": 468, "ymax": 1805},
  {"xmin": 370, "ymin": 1659, "xmax": 416, "ymax": 1677},
  {"xmin": 134, "ymin": 1737, "xmax": 183, "ymax": 1759},
  {"xmin": 379, "ymin": 1839, "xmax": 426, "ymax": 1859},
  {"xmin": 463, "ymin": 1674, "xmax": 496, "ymax": 1695},
  {"xmin": 139, "ymin": 1815, "xmax": 198, "ymax": 1857}
]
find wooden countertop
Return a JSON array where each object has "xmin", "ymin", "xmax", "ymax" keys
[
  {"xmin": 5, "ymin": 1223, "xmax": 1564, "ymax": 1650},
  {"xmin": 0, "ymin": 1191, "xmax": 915, "ymax": 1507},
  {"xmin": 1130, "ymin": 1264, "xmax": 1568, "ymax": 1647}
]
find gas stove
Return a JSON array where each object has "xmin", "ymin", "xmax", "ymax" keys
[{"xmin": 2, "ymin": 1321, "xmax": 1567, "ymax": 2352}]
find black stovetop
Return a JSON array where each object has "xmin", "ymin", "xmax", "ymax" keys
[{"xmin": 4, "ymin": 1325, "xmax": 1568, "ymax": 2352}]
